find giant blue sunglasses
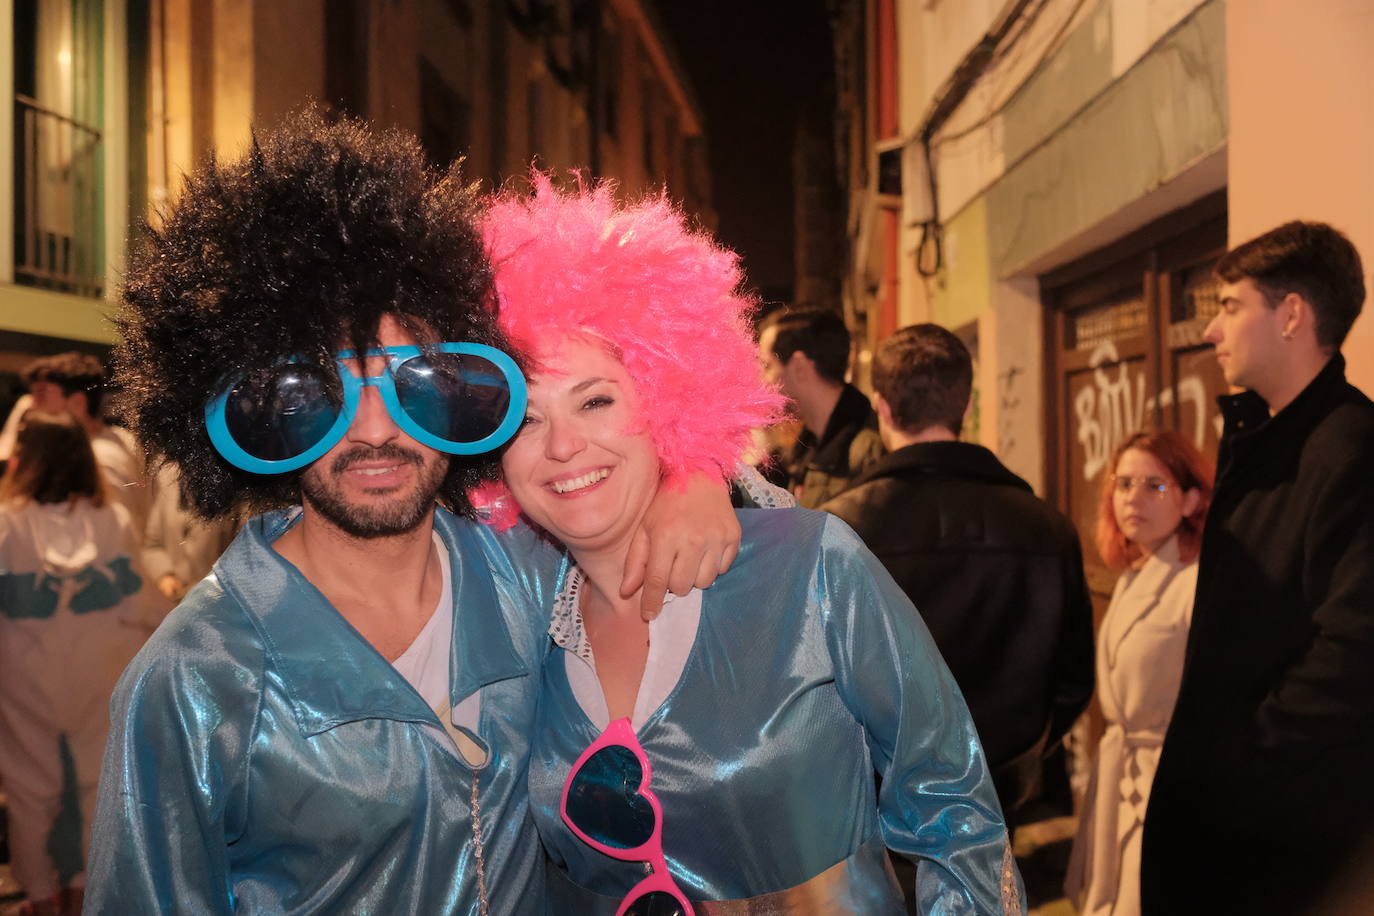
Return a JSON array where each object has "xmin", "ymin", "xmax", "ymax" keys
[{"xmin": 204, "ymin": 343, "xmax": 527, "ymax": 475}]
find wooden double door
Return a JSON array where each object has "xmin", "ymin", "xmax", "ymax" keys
[{"xmin": 1044, "ymin": 191, "xmax": 1228, "ymax": 605}]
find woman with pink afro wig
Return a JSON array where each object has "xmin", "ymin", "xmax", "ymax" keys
[
  {"xmin": 477, "ymin": 173, "xmax": 785, "ymax": 520},
  {"xmin": 486, "ymin": 176, "xmax": 1019, "ymax": 915}
]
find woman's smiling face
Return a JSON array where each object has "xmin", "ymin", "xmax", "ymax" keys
[{"xmin": 500, "ymin": 335, "xmax": 662, "ymax": 556}]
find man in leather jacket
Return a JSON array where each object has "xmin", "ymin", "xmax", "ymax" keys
[
  {"xmin": 758, "ymin": 308, "xmax": 884, "ymax": 508},
  {"xmin": 824, "ymin": 324, "xmax": 1095, "ymax": 824}
]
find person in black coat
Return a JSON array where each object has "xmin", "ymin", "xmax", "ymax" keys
[
  {"xmin": 823, "ymin": 324, "xmax": 1095, "ymax": 825},
  {"xmin": 1141, "ymin": 221, "xmax": 1374, "ymax": 915},
  {"xmin": 758, "ymin": 308, "xmax": 885, "ymax": 508}
]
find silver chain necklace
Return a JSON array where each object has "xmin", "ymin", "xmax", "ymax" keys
[{"xmin": 469, "ymin": 772, "xmax": 490, "ymax": 916}]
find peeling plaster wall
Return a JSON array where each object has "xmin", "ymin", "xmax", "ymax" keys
[
  {"xmin": 892, "ymin": 0, "xmax": 1226, "ymax": 495},
  {"xmin": 997, "ymin": 3, "xmax": 1111, "ymax": 170},
  {"xmin": 986, "ymin": 276, "xmax": 1044, "ymax": 492},
  {"xmin": 986, "ymin": 0, "xmax": 1226, "ymax": 275},
  {"xmin": 926, "ymin": 0, "xmax": 1215, "ymax": 223},
  {"xmin": 1227, "ymin": 0, "xmax": 1374, "ymax": 397},
  {"xmin": 930, "ymin": 199, "xmax": 1045, "ymax": 490},
  {"xmin": 936, "ymin": 198, "xmax": 991, "ymax": 331}
]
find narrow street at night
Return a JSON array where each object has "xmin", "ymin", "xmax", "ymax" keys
[{"xmin": 2, "ymin": 2, "xmax": 1373, "ymax": 914}]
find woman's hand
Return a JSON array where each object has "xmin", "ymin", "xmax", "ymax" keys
[
  {"xmin": 158, "ymin": 573, "xmax": 188, "ymax": 601},
  {"xmin": 620, "ymin": 471, "xmax": 740, "ymax": 620}
]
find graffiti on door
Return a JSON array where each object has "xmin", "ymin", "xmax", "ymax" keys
[{"xmin": 1074, "ymin": 341, "xmax": 1215, "ymax": 481}]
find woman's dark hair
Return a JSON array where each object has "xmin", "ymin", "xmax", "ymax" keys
[
  {"xmin": 115, "ymin": 109, "xmax": 508, "ymax": 519},
  {"xmin": 0, "ymin": 411, "xmax": 106, "ymax": 508}
]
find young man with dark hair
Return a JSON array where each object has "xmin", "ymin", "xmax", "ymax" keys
[
  {"xmin": 84, "ymin": 113, "xmax": 738, "ymax": 915},
  {"xmin": 1142, "ymin": 221, "xmax": 1374, "ymax": 914},
  {"xmin": 757, "ymin": 307, "xmax": 883, "ymax": 507},
  {"xmin": 22, "ymin": 352, "xmax": 149, "ymax": 536},
  {"xmin": 823, "ymin": 323, "xmax": 1094, "ymax": 825},
  {"xmin": 22, "ymin": 353, "xmax": 106, "ymax": 415}
]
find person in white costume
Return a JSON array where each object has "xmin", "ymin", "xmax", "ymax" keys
[
  {"xmin": 0, "ymin": 412, "xmax": 149, "ymax": 916},
  {"xmin": 1065, "ymin": 429, "xmax": 1213, "ymax": 916},
  {"xmin": 0, "ymin": 394, "xmax": 33, "ymax": 464},
  {"xmin": 141, "ymin": 463, "xmax": 237, "ymax": 602}
]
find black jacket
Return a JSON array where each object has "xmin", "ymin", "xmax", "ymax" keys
[
  {"xmin": 1142, "ymin": 355, "xmax": 1374, "ymax": 915},
  {"xmin": 782, "ymin": 383, "xmax": 885, "ymax": 508},
  {"xmin": 822, "ymin": 441, "xmax": 1095, "ymax": 819}
]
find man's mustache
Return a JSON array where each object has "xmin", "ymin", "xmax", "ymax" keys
[{"xmin": 330, "ymin": 444, "xmax": 424, "ymax": 474}]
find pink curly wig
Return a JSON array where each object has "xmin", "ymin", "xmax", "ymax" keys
[{"xmin": 471, "ymin": 174, "xmax": 785, "ymax": 527}]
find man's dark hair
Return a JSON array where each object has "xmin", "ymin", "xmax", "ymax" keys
[
  {"xmin": 764, "ymin": 308, "xmax": 851, "ymax": 385},
  {"xmin": 22, "ymin": 352, "xmax": 108, "ymax": 415},
  {"xmin": 872, "ymin": 323, "xmax": 972, "ymax": 436},
  {"xmin": 115, "ymin": 109, "xmax": 506, "ymax": 520},
  {"xmin": 1216, "ymin": 220, "xmax": 1365, "ymax": 349}
]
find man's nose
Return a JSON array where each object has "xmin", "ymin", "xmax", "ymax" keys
[
  {"xmin": 346, "ymin": 384, "xmax": 401, "ymax": 447},
  {"xmin": 1203, "ymin": 312, "xmax": 1222, "ymax": 344}
]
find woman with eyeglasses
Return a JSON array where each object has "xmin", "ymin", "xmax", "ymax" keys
[
  {"xmin": 1065, "ymin": 430, "xmax": 1213, "ymax": 916},
  {"xmin": 477, "ymin": 177, "xmax": 1020, "ymax": 915}
]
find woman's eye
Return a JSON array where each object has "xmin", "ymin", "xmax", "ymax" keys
[{"xmin": 582, "ymin": 395, "xmax": 614, "ymax": 410}]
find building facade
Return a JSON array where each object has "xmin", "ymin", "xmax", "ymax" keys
[
  {"xmin": 0, "ymin": 0, "xmax": 711, "ymax": 417},
  {"xmin": 832, "ymin": 0, "xmax": 1374, "ymax": 602}
]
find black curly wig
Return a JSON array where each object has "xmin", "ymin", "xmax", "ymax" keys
[{"xmin": 115, "ymin": 110, "xmax": 508, "ymax": 520}]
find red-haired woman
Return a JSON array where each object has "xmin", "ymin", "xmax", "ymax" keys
[{"xmin": 1066, "ymin": 430, "xmax": 1213, "ymax": 916}]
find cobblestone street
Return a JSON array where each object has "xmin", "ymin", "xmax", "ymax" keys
[{"xmin": 1017, "ymin": 816, "xmax": 1077, "ymax": 916}]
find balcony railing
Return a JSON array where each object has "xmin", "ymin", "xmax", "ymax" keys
[{"xmin": 14, "ymin": 94, "xmax": 104, "ymax": 298}]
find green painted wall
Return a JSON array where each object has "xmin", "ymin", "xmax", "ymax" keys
[
  {"xmin": 935, "ymin": 196, "xmax": 991, "ymax": 330},
  {"xmin": 0, "ymin": 286, "xmax": 119, "ymax": 344}
]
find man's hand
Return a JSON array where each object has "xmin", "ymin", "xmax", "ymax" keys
[{"xmin": 621, "ymin": 472, "xmax": 740, "ymax": 620}]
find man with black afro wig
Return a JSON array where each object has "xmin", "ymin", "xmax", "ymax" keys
[
  {"xmin": 85, "ymin": 110, "xmax": 741, "ymax": 915},
  {"xmin": 113, "ymin": 111, "xmax": 501, "ymax": 521}
]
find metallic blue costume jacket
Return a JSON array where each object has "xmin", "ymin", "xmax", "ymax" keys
[
  {"xmin": 530, "ymin": 509, "xmax": 1022, "ymax": 914},
  {"xmin": 85, "ymin": 508, "xmax": 562, "ymax": 915}
]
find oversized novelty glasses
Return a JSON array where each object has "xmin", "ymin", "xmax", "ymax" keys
[
  {"xmin": 561, "ymin": 718, "xmax": 695, "ymax": 916},
  {"xmin": 204, "ymin": 343, "xmax": 527, "ymax": 474}
]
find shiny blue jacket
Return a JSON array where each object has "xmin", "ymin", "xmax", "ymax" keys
[
  {"xmin": 85, "ymin": 508, "xmax": 561, "ymax": 915},
  {"xmin": 531, "ymin": 509, "xmax": 1021, "ymax": 914}
]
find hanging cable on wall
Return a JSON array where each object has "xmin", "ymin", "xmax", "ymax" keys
[
  {"xmin": 909, "ymin": 0, "xmax": 1044, "ymax": 278},
  {"xmin": 914, "ymin": 138, "xmax": 942, "ymax": 277}
]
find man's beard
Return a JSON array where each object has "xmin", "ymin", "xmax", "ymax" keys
[{"xmin": 300, "ymin": 443, "xmax": 449, "ymax": 539}]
